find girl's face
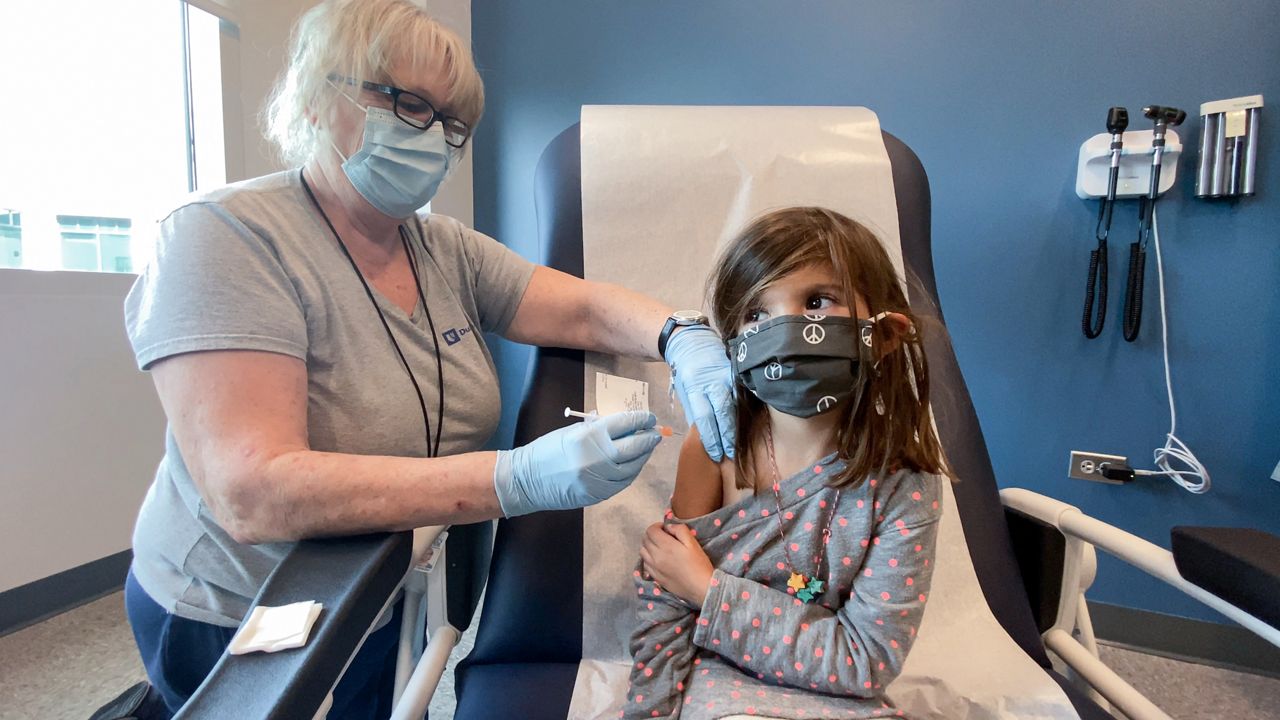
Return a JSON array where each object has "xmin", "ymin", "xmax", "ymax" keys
[{"xmin": 740, "ymin": 263, "xmax": 869, "ymax": 333}]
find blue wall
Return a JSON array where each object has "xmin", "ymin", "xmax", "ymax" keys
[{"xmin": 472, "ymin": 1, "xmax": 1280, "ymax": 624}]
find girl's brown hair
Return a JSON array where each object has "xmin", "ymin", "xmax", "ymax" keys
[{"xmin": 707, "ymin": 206, "xmax": 949, "ymax": 490}]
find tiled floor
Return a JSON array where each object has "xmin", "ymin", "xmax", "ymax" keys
[{"xmin": 1, "ymin": 592, "xmax": 1276, "ymax": 719}]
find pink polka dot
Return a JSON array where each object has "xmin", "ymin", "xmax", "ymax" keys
[
  {"xmin": 744, "ymin": 654, "xmax": 752, "ymax": 662},
  {"xmin": 653, "ymin": 587, "xmax": 661, "ymax": 596},
  {"xmin": 655, "ymin": 643, "xmax": 662, "ymax": 650},
  {"xmin": 762, "ymin": 509, "xmax": 770, "ymax": 517},
  {"xmin": 932, "ymin": 501, "xmax": 939, "ymax": 509},
  {"xmin": 739, "ymin": 510, "xmax": 746, "ymax": 518},
  {"xmin": 726, "ymin": 552, "xmax": 735, "ymax": 561},
  {"xmin": 842, "ymin": 556, "xmax": 852, "ymax": 566},
  {"xmin": 870, "ymin": 478, "xmax": 878, "ymax": 487},
  {"xmin": 800, "ymin": 622, "xmax": 810, "ymax": 630},
  {"xmin": 732, "ymin": 533, "xmax": 739, "ymax": 540},
  {"xmin": 763, "ymin": 645, "xmax": 772, "ymax": 654},
  {"xmin": 746, "ymin": 708, "xmax": 757, "ymax": 715},
  {"xmin": 732, "ymin": 691, "xmax": 741, "ymax": 700},
  {"xmin": 647, "ymin": 602, "xmax": 654, "ymax": 610},
  {"xmin": 797, "ymin": 488, "xmax": 807, "ymax": 497},
  {"xmin": 890, "ymin": 639, "xmax": 900, "ymax": 648},
  {"xmin": 814, "ymin": 465, "xmax": 823, "ymax": 474},
  {"xmin": 783, "ymin": 635, "xmax": 793, "ymax": 644},
  {"xmin": 864, "ymin": 568, "xmax": 874, "ymax": 577},
  {"xmin": 741, "ymin": 590, "xmax": 751, "ymax": 600},
  {"xmin": 742, "ymin": 553, "xmax": 750, "ymax": 562},
  {"xmin": 900, "ymin": 529, "xmax": 910, "ymax": 536},
  {"xmin": 698, "ymin": 617, "xmax": 709, "ymax": 626},
  {"xmin": 878, "ymin": 662, "xmax": 886, "ymax": 670},
  {"xmin": 776, "ymin": 561, "xmax": 786, "ymax": 570},
  {"xmin": 874, "ymin": 501, "xmax": 881, "ymax": 509},
  {"xmin": 794, "ymin": 661, "xmax": 805, "ymax": 671},
  {"xmin": 911, "ymin": 491, "xmax": 922, "ymax": 501},
  {"xmin": 906, "ymin": 577, "xmax": 914, "ymax": 586},
  {"xmin": 865, "ymin": 681, "xmax": 873, "ymax": 689},
  {"xmin": 874, "ymin": 536, "xmax": 881, "ymax": 545},
  {"xmin": 919, "ymin": 593, "xmax": 927, "ymax": 602},
  {"xmin": 819, "ymin": 500, "xmax": 827, "ymax": 508},
  {"xmin": 752, "ymin": 618, "xmax": 761, "ymax": 627},
  {"xmin": 846, "ymin": 657, "xmax": 854, "ymax": 666},
  {"xmin": 773, "ymin": 607, "xmax": 782, "ymax": 616},
  {"xmin": 635, "ymin": 694, "xmax": 644, "ymax": 702},
  {"xmin": 805, "ymin": 522, "xmax": 815, "ymax": 531},
  {"xmin": 914, "ymin": 544, "xmax": 923, "ymax": 552},
  {"xmin": 829, "ymin": 674, "xmax": 838, "ymax": 683},
  {"xmin": 888, "ymin": 558, "xmax": 899, "ymax": 567},
  {"xmin": 815, "ymin": 647, "xmax": 824, "ymax": 658},
  {"xmin": 633, "ymin": 569, "xmax": 641, "ymax": 577},
  {"xmin": 674, "ymin": 626, "xmax": 682, "ymax": 634},
  {"xmin": 860, "ymin": 539, "xmax": 870, "ymax": 548},
  {"xmin": 880, "ymin": 591, "xmax": 891, "ymax": 600},
  {"xmin": 785, "ymin": 511, "xmax": 795, "ymax": 520},
  {"xmin": 714, "ymin": 518, "xmax": 722, "ymax": 526},
  {"xmin": 838, "ymin": 517, "xmax": 848, "ymax": 527},
  {"xmin": 895, "ymin": 519, "xmax": 906, "ymax": 528},
  {"xmin": 636, "ymin": 661, "xmax": 645, "ymax": 669},
  {"xmin": 772, "ymin": 483, "xmax": 781, "ymax": 492},
  {"xmin": 732, "ymin": 630, "xmax": 740, "ymax": 639},
  {"xmin": 710, "ymin": 576, "xmax": 720, "ymax": 586},
  {"xmin": 722, "ymin": 602, "xmax": 731, "ymax": 612},
  {"xmin": 790, "ymin": 543, "xmax": 800, "ymax": 552},
  {"xmin": 643, "ymin": 667, "xmax": 653, "ymax": 677}
]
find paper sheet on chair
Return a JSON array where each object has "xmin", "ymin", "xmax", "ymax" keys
[
  {"xmin": 227, "ymin": 601, "xmax": 322, "ymax": 655},
  {"xmin": 570, "ymin": 105, "xmax": 1079, "ymax": 719}
]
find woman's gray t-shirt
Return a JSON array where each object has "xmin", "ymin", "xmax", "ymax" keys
[{"xmin": 124, "ymin": 169, "xmax": 535, "ymax": 627}]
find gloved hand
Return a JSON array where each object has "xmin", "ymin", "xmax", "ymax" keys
[
  {"xmin": 493, "ymin": 410, "xmax": 661, "ymax": 517},
  {"xmin": 665, "ymin": 325, "xmax": 736, "ymax": 461}
]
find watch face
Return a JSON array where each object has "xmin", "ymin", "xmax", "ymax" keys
[{"xmin": 673, "ymin": 310, "xmax": 706, "ymax": 324}]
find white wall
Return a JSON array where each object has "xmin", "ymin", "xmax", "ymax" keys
[{"xmin": 0, "ymin": 0, "xmax": 475, "ymax": 594}]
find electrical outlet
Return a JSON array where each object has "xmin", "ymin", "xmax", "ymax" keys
[{"xmin": 1069, "ymin": 451, "xmax": 1129, "ymax": 484}]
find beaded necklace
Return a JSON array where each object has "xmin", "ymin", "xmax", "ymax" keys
[{"xmin": 765, "ymin": 424, "xmax": 841, "ymax": 603}]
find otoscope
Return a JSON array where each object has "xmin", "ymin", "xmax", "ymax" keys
[
  {"xmin": 1082, "ymin": 106, "xmax": 1128, "ymax": 339},
  {"xmin": 1122, "ymin": 105, "xmax": 1185, "ymax": 342}
]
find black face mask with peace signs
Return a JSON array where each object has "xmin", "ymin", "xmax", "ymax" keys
[{"xmin": 727, "ymin": 314, "xmax": 875, "ymax": 418}]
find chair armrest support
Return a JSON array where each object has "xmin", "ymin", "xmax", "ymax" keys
[{"xmin": 174, "ymin": 531, "xmax": 413, "ymax": 720}]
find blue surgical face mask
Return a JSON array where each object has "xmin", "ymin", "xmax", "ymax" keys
[{"xmin": 332, "ymin": 95, "xmax": 453, "ymax": 218}]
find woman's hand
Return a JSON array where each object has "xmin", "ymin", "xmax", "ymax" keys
[
  {"xmin": 664, "ymin": 326, "xmax": 736, "ymax": 461},
  {"xmin": 639, "ymin": 522, "xmax": 714, "ymax": 606}
]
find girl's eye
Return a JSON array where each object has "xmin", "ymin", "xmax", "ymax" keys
[
  {"xmin": 744, "ymin": 308, "xmax": 765, "ymax": 324},
  {"xmin": 806, "ymin": 294, "xmax": 838, "ymax": 310}
]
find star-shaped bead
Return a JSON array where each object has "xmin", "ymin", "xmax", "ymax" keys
[
  {"xmin": 796, "ymin": 588, "xmax": 816, "ymax": 603},
  {"xmin": 806, "ymin": 577, "xmax": 826, "ymax": 596},
  {"xmin": 787, "ymin": 572, "xmax": 808, "ymax": 592}
]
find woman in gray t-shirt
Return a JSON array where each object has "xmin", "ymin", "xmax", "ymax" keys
[{"xmin": 120, "ymin": 1, "xmax": 735, "ymax": 716}]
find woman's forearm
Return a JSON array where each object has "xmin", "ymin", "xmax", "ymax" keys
[
  {"xmin": 583, "ymin": 281, "xmax": 673, "ymax": 360},
  {"xmin": 218, "ymin": 448, "xmax": 501, "ymax": 544}
]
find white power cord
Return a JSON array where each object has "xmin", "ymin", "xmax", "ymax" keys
[{"xmin": 1131, "ymin": 207, "xmax": 1211, "ymax": 493}]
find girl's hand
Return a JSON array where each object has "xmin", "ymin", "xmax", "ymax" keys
[{"xmin": 639, "ymin": 522, "xmax": 714, "ymax": 606}]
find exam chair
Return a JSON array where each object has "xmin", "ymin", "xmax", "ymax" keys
[{"xmin": 168, "ymin": 121, "xmax": 1279, "ymax": 720}]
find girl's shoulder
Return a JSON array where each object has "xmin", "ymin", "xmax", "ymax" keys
[
  {"xmin": 864, "ymin": 468, "xmax": 945, "ymax": 523},
  {"xmin": 671, "ymin": 425, "xmax": 732, "ymax": 519}
]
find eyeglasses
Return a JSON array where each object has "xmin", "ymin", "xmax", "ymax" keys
[{"xmin": 328, "ymin": 74, "xmax": 471, "ymax": 148}]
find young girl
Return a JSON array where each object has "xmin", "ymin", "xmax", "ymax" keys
[{"xmin": 624, "ymin": 207, "xmax": 948, "ymax": 720}]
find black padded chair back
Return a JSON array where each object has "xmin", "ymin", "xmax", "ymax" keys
[{"xmin": 457, "ymin": 122, "xmax": 1053, "ymax": 709}]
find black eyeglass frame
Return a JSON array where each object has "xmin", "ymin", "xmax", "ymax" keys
[{"xmin": 328, "ymin": 74, "xmax": 471, "ymax": 148}]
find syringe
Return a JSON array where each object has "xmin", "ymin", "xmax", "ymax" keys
[{"xmin": 563, "ymin": 407, "xmax": 677, "ymax": 437}]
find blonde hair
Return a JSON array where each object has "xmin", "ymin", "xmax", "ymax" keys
[
  {"xmin": 707, "ymin": 207, "xmax": 950, "ymax": 490},
  {"xmin": 265, "ymin": 0, "xmax": 485, "ymax": 167}
]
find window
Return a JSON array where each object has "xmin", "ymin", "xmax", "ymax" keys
[
  {"xmin": 0, "ymin": 211, "xmax": 21, "ymax": 269},
  {"xmin": 0, "ymin": 1, "xmax": 232, "ymax": 274}
]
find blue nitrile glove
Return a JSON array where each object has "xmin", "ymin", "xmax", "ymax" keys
[
  {"xmin": 664, "ymin": 325, "xmax": 736, "ymax": 461},
  {"xmin": 493, "ymin": 410, "xmax": 662, "ymax": 517}
]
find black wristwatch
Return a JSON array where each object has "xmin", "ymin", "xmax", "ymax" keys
[{"xmin": 658, "ymin": 310, "xmax": 709, "ymax": 359}]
